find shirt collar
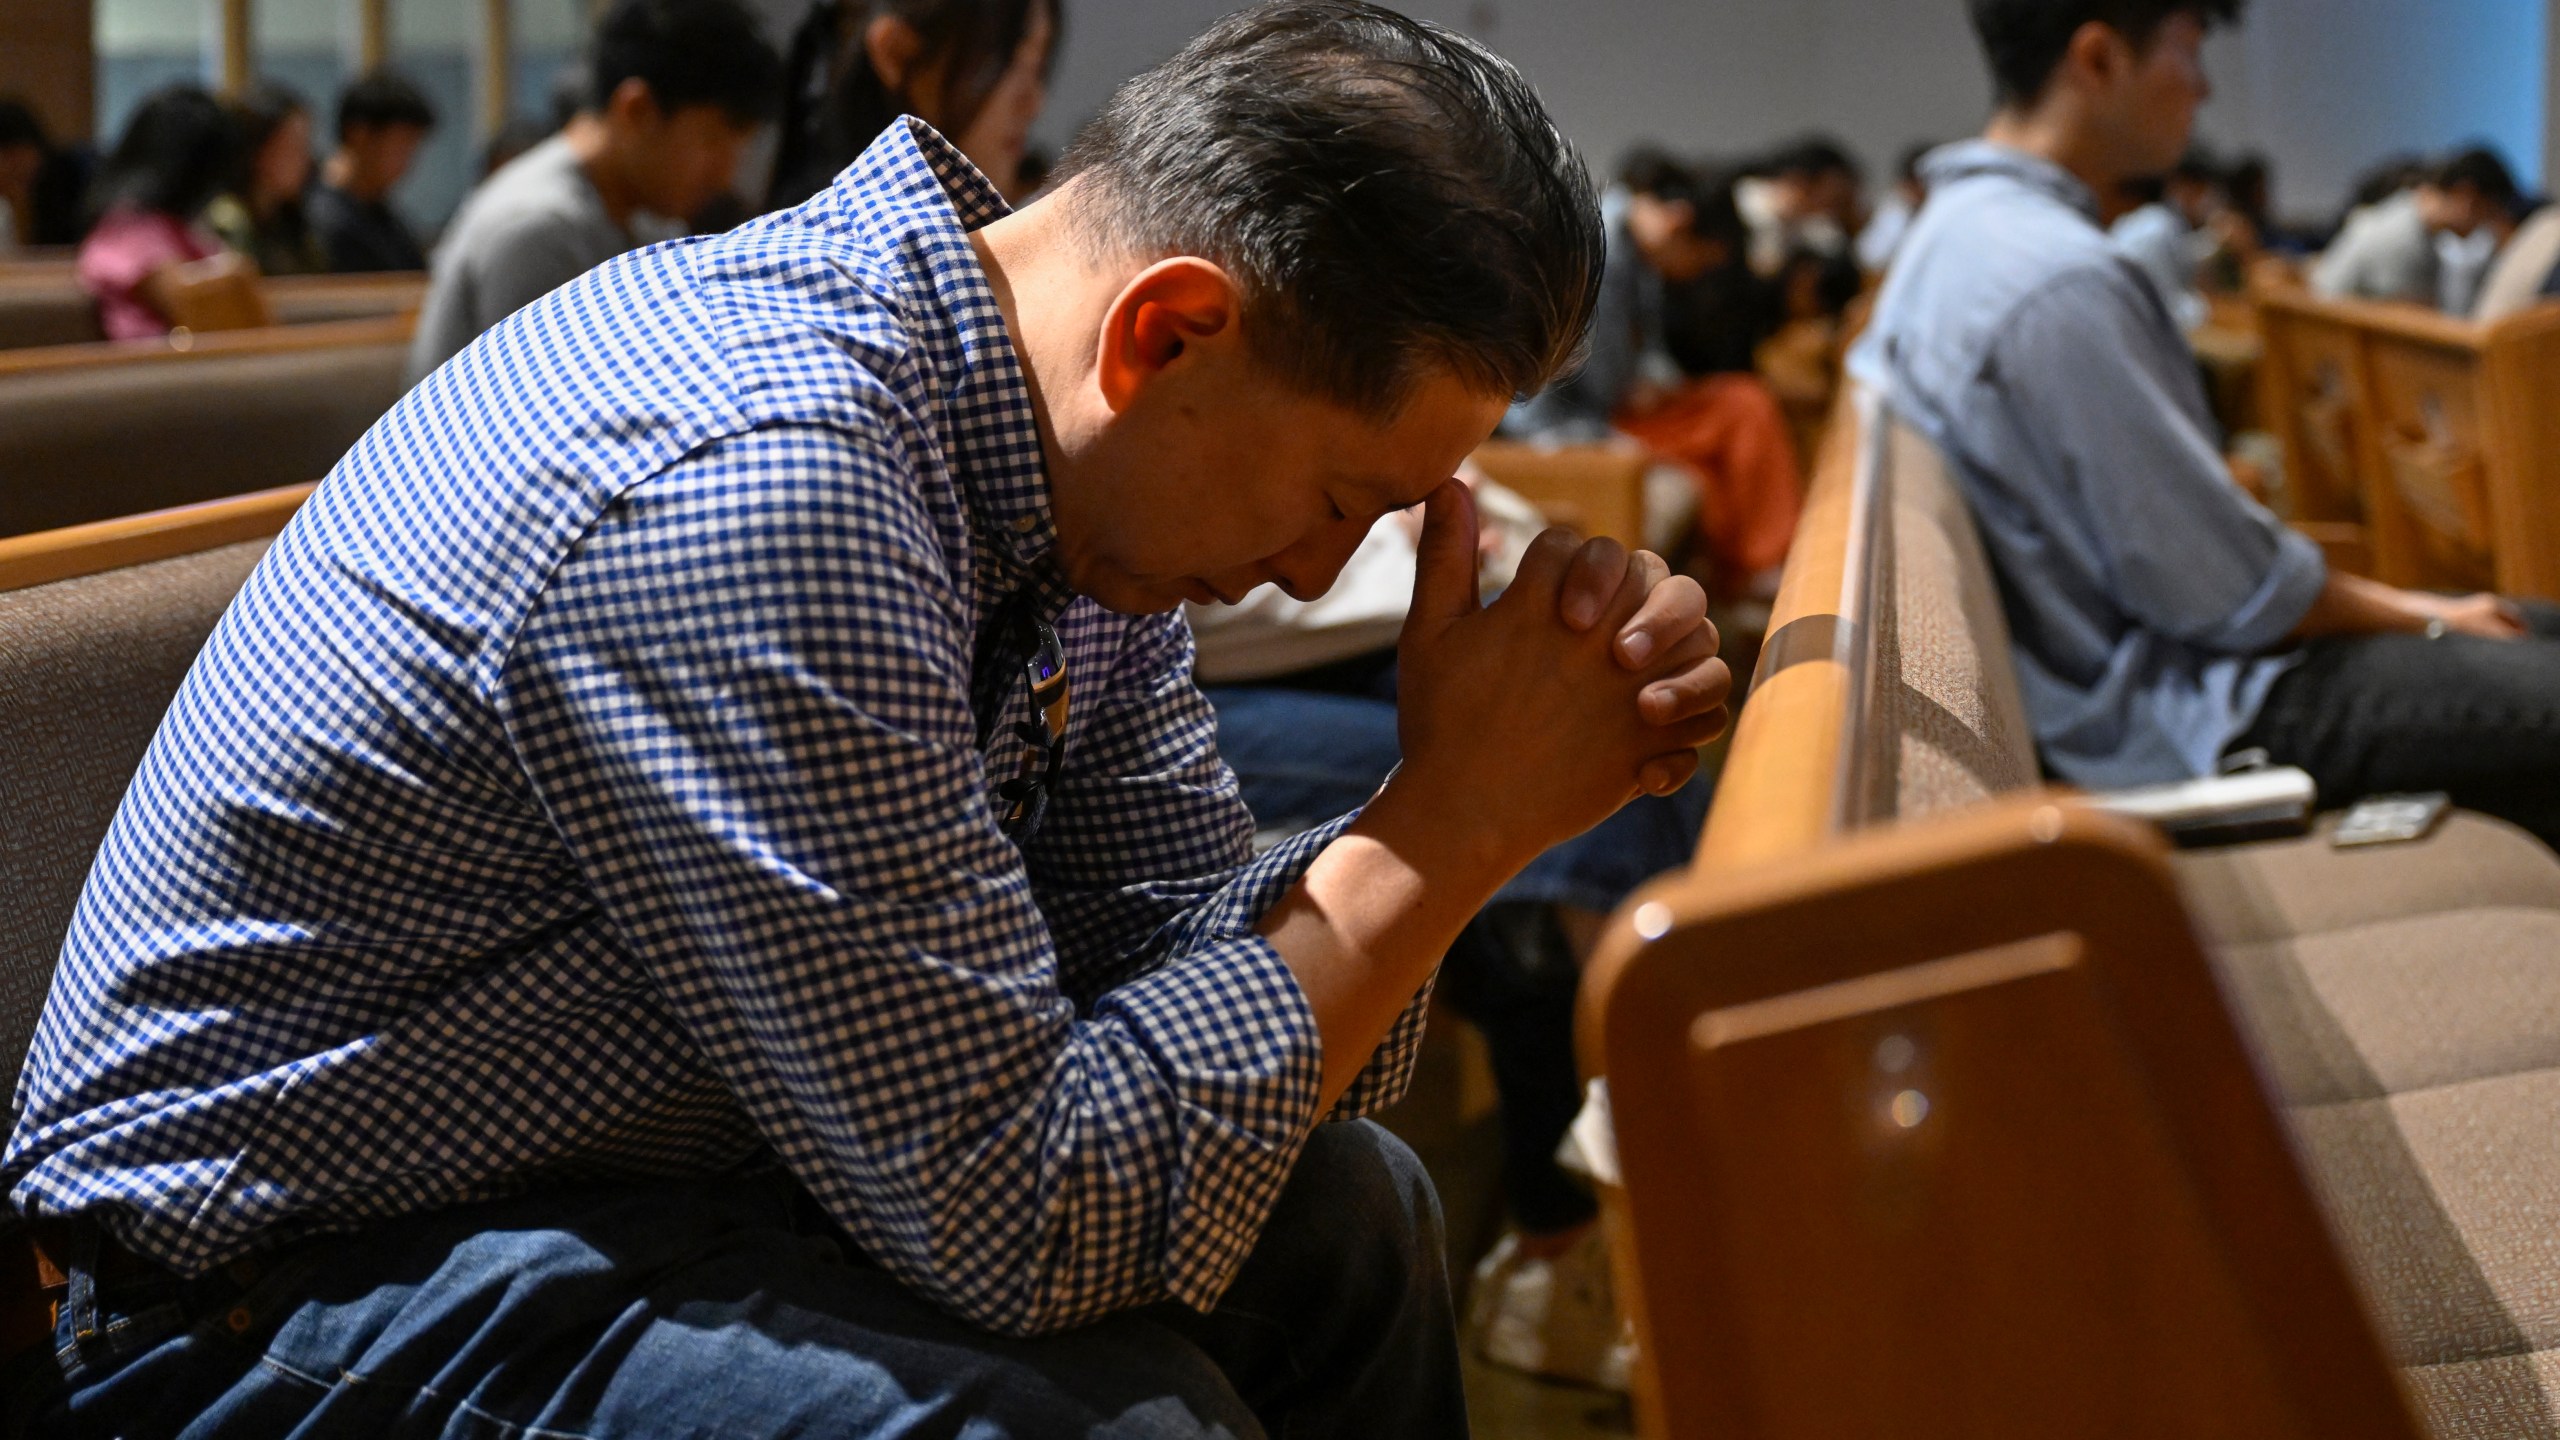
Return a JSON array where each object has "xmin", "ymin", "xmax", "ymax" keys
[
  {"xmin": 1920, "ymin": 139, "xmax": 2102, "ymax": 224},
  {"xmin": 816, "ymin": 119, "xmax": 1058, "ymax": 575}
]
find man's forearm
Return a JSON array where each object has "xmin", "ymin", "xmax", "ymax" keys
[
  {"xmin": 2290, "ymin": 571, "xmax": 2429, "ymax": 639},
  {"xmin": 1256, "ymin": 772, "xmax": 1520, "ymax": 1112}
]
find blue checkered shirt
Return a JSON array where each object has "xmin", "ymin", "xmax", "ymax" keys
[{"xmin": 4, "ymin": 121, "xmax": 1429, "ymax": 1337}]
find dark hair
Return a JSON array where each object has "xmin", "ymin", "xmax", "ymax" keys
[
  {"xmin": 768, "ymin": 0, "xmax": 1059, "ymax": 211},
  {"xmin": 1053, "ymin": 0, "xmax": 1603, "ymax": 417},
  {"xmin": 2346, "ymin": 153, "xmax": 2426, "ymax": 213},
  {"xmin": 224, "ymin": 80, "xmax": 309, "ymax": 196},
  {"xmin": 2433, "ymin": 146, "xmax": 2521, "ymax": 208},
  {"xmin": 1969, "ymin": 0, "xmax": 2246, "ymax": 107},
  {"xmin": 591, "ymin": 0, "xmax": 785, "ymax": 126},
  {"xmin": 1763, "ymin": 135, "xmax": 1861, "ymax": 184},
  {"xmin": 337, "ymin": 70, "xmax": 437, "ymax": 139},
  {"xmin": 0, "ymin": 98, "xmax": 47, "ymax": 153},
  {"xmin": 1616, "ymin": 145, "xmax": 1692, "ymax": 198},
  {"xmin": 92, "ymin": 84, "xmax": 239, "ymax": 221}
]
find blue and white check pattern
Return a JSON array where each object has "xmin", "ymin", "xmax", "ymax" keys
[{"xmin": 3, "ymin": 121, "xmax": 1430, "ymax": 1337}]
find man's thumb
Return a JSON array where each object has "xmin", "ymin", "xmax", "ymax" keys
[{"xmin": 1408, "ymin": 479, "xmax": 1483, "ymax": 630}]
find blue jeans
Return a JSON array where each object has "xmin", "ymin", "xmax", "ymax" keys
[{"xmin": 25, "ymin": 1122, "xmax": 1464, "ymax": 1438}]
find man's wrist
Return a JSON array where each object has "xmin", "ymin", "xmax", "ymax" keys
[{"xmin": 1353, "ymin": 768, "xmax": 1523, "ymax": 900}]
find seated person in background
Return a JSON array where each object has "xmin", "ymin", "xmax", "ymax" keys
[
  {"xmin": 1186, "ymin": 468, "xmax": 1714, "ymax": 1394},
  {"xmin": 2313, "ymin": 146, "xmax": 2520, "ymax": 311},
  {"xmin": 1737, "ymin": 134, "xmax": 1864, "ymax": 276},
  {"xmin": 766, "ymin": 0, "xmax": 1060, "ymax": 212},
  {"xmin": 2470, "ymin": 189, "xmax": 2560, "ymax": 323},
  {"xmin": 1856, "ymin": 0, "xmax": 2560, "ymax": 845},
  {"xmin": 1855, "ymin": 140, "xmax": 1937, "ymax": 272},
  {"xmin": 4, "ymin": 5, "xmax": 1731, "ymax": 1435},
  {"xmin": 0, "ymin": 98, "xmax": 89, "ymax": 251},
  {"xmin": 409, "ymin": 0, "xmax": 782, "ymax": 378},
  {"xmin": 1662, "ymin": 168, "xmax": 1785, "ymax": 377},
  {"xmin": 2109, "ymin": 159, "xmax": 2211, "ymax": 331},
  {"xmin": 206, "ymin": 81, "xmax": 326, "ymax": 276},
  {"xmin": 308, "ymin": 70, "xmax": 438, "ymax": 273},
  {"xmin": 1509, "ymin": 155, "xmax": 1804, "ymax": 598},
  {"xmin": 76, "ymin": 84, "xmax": 240, "ymax": 340}
]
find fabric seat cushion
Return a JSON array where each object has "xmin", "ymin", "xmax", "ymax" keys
[
  {"xmin": 2178, "ymin": 812, "xmax": 2560, "ymax": 947},
  {"xmin": 0, "ymin": 538, "xmax": 270, "ymax": 1069},
  {"xmin": 2207, "ymin": 906, "xmax": 2560, "ymax": 1439}
]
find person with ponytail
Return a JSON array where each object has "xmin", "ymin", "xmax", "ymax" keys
[{"xmin": 767, "ymin": 0, "xmax": 1059, "ymax": 208}]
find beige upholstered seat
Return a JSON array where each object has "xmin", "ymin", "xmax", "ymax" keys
[
  {"xmin": 2179, "ymin": 814, "xmax": 2560, "ymax": 945},
  {"xmin": 2239, "ymin": 907, "xmax": 2560, "ymax": 1434},
  {"xmin": 0, "ymin": 538, "xmax": 271, "ymax": 1063}
]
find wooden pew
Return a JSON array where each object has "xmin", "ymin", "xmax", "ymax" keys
[
  {"xmin": 2253, "ymin": 287, "xmax": 2381, "ymax": 569},
  {"xmin": 0, "ymin": 315, "xmax": 411, "ymax": 535},
  {"xmin": 2255, "ymin": 289, "xmax": 2560, "ymax": 601},
  {"xmin": 0, "ymin": 269, "xmax": 425, "ymax": 353},
  {"xmin": 0, "ymin": 484, "xmax": 311, "ymax": 1366},
  {"xmin": 0, "ymin": 271, "xmax": 102, "ymax": 350},
  {"xmin": 1470, "ymin": 439, "xmax": 1652, "ymax": 552},
  {"xmin": 265, "ymin": 271, "xmax": 428, "ymax": 324},
  {"xmin": 1582, "ymin": 388, "xmax": 2560, "ymax": 1438}
]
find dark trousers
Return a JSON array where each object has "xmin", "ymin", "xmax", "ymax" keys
[
  {"xmin": 26, "ymin": 1122, "xmax": 1465, "ymax": 1439},
  {"xmin": 2233, "ymin": 600, "xmax": 2560, "ymax": 847}
]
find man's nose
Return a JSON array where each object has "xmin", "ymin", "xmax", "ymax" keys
[{"xmin": 1266, "ymin": 524, "xmax": 1368, "ymax": 602}]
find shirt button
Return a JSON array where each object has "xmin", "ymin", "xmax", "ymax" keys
[{"xmin": 1012, "ymin": 514, "xmax": 1038, "ymax": 534}]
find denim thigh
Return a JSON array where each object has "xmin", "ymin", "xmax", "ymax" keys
[{"xmin": 44, "ymin": 1171, "xmax": 1261, "ymax": 1440}]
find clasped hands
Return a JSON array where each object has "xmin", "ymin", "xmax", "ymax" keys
[{"xmin": 1383, "ymin": 478, "xmax": 1732, "ymax": 882}]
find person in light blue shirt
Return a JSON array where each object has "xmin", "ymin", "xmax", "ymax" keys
[{"xmin": 1854, "ymin": 0, "xmax": 2560, "ymax": 842}]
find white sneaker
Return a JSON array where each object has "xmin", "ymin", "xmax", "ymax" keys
[{"xmin": 1464, "ymin": 1226, "xmax": 1635, "ymax": 1392}]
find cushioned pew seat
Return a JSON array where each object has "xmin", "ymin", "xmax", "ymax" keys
[
  {"xmin": 2212, "ymin": 902, "xmax": 2560, "ymax": 1403},
  {"xmin": 2179, "ymin": 813, "xmax": 2560, "ymax": 946},
  {"xmin": 0, "ymin": 536, "xmax": 274, "ymax": 1063}
]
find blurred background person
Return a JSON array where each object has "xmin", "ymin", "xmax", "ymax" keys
[
  {"xmin": 1509, "ymin": 153, "xmax": 1803, "ymax": 600},
  {"xmin": 1737, "ymin": 134, "xmax": 1863, "ymax": 277},
  {"xmin": 2474, "ymin": 186, "xmax": 2560, "ymax": 323},
  {"xmin": 410, "ymin": 0, "xmax": 783, "ymax": 379},
  {"xmin": 2111, "ymin": 150, "xmax": 2221, "ymax": 331},
  {"xmin": 76, "ymin": 84, "xmax": 240, "ymax": 340},
  {"xmin": 207, "ymin": 81, "xmax": 325, "ymax": 277},
  {"xmin": 766, "ymin": 0, "xmax": 1061, "ymax": 210},
  {"xmin": 309, "ymin": 71, "xmax": 438, "ymax": 273},
  {"xmin": 1856, "ymin": 140, "xmax": 1936, "ymax": 273},
  {"xmin": 2315, "ymin": 145, "xmax": 2519, "ymax": 311}
]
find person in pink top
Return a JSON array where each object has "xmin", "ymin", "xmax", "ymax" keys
[{"xmin": 77, "ymin": 85, "xmax": 240, "ymax": 340}]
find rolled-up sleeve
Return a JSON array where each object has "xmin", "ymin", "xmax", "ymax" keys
[
  {"xmin": 1992, "ymin": 273, "xmax": 2327, "ymax": 654},
  {"xmin": 495, "ymin": 423, "xmax": 1379, "ymax": 1335}
]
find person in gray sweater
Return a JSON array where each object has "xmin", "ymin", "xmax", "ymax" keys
[{"xmin": 410, "ymin": 0, "xmax": 780, "ymax": 379}]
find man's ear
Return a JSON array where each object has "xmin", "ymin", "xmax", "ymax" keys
[
  {"xmin": 1094, "ymin": 257, "xmax": 1241, "ymax": 415},
  {"xmin": 604, "ymin": 76, "xmax": 663, "ymax": 131},
  {"xmin": 866, "ymin": 16, "xmax": 929, "ymax": 98},
  {"xmin": 2063, "ymin": 19, "xmax": 2134, "ymax": 95}
]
